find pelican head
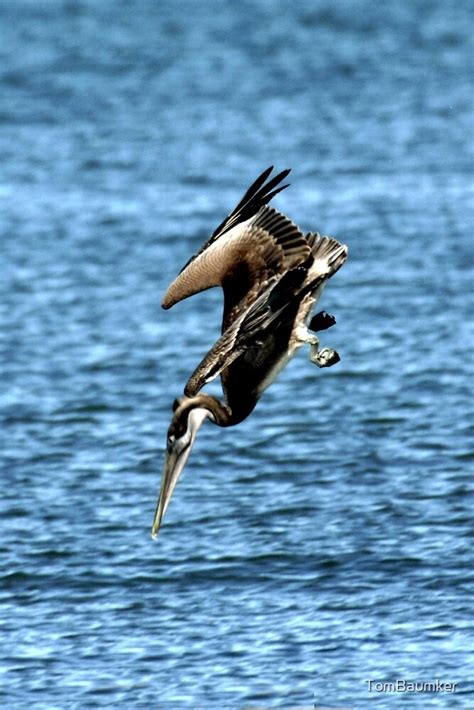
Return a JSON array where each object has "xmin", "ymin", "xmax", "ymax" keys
[{"xmin": 151, "ymin": 398, "xmax": 213, "ymax": 538}]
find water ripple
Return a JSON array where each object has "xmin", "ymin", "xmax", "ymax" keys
[{"xmin": 1, "ymin": 1, "xmax": 473, "ymax": 708}]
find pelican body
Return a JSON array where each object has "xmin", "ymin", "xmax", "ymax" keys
[{"xmin": 152, "ymin": 167, "xmax": 348, "ymax": 537}]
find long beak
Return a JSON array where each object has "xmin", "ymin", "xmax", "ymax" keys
[{"xmin": 151, "ymin": 409, "xmax": 209, "ymax": 539}]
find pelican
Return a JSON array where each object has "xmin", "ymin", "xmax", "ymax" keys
[{"xmin": 151, "ymin": 167, "xmax": 348, "ymax": 537}]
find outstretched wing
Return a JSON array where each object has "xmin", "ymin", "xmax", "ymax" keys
[
  {"xmin": 183, "ymin": 233, "xmax": 348, "ymax": 397},
  {"xmin": 162, "ymin": 167, "xmax": 311, "ymax": 330}
]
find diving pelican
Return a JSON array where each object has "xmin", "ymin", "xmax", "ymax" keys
[{"xmin": 151, "ymin": 167, "xmax": 348, "ymax": 537}]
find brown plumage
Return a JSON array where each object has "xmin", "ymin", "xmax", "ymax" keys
[
  {"xmin": 183, "ymin": 231, "xmax": 348, "ymax": 421},
  {"xmin": 151, "ymin": 167, "xmax": 348, "ymax": 538},
  {"xmin": 162, "ymin": 167, "xmax": 311, "ymax": 330}
]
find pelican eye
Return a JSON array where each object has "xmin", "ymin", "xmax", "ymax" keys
[{"xmin": 167, "ymin": 434, "xmax": 175, "ymax": 452}]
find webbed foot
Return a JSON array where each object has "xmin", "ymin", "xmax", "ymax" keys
[
  {"xmin": 308, "ymin": 311, "xmax": 336, "ymax": 333},
  {"xmin": 309, "ymin": 345, "xmax": 340, "ymax": 368}
]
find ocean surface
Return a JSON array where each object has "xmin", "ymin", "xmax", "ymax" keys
[{"xmin": 1, "ymin": 1, "xmax": 473, "ymax": 708}]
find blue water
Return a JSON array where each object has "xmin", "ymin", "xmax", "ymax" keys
[{"xmin": 1, "ymin": 1, "xmax": 473, "ymax": 708}]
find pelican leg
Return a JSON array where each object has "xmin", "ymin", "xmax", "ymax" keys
[
  {"xmin": 295, "ymin": 325, "xmax": 340, "ymax": 368},
  {"xmin": 296, "ymin": 325, "xmax": 319, "ymax": 347},
  {"xmin": 306, "ymin": 312, "xmax": 340, "ymax": 367},
  {"xmin": 308, "ymin": 311, "xmax": 336, "ymax": 333}
]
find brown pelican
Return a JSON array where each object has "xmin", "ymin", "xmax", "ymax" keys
[{"xmin": 151, "ymin": 167, "xmax": 348, "ymax": 537}]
